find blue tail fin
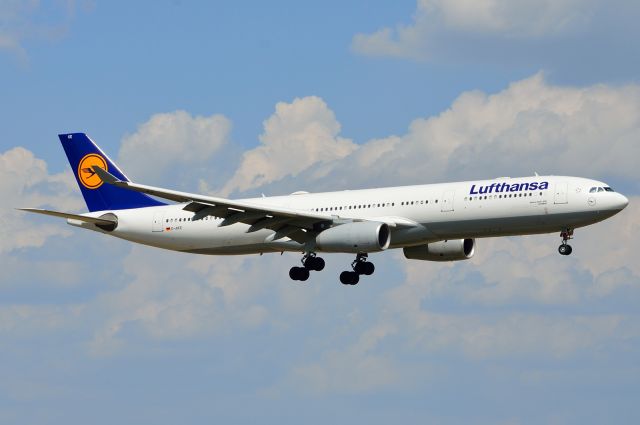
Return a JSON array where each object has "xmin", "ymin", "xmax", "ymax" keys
[{"xmin": 59, "ymin": 133, "xmax": 166, "ymax": 212}]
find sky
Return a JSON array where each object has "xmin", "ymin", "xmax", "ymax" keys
[{"xmin": 1, "ymin": 1, "xmax": 640, "ymax": 424}]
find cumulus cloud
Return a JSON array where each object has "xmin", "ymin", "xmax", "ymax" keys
[
  {"xmin": 264, "ymin": 73, "xmax": 639, "ymax": 194},
  {"xmin": 352, "ymin": 0, "xmax": 601, "ymax": 60},
  {"xmin": 220, "ymin": 96, "xmax": 357, "ymax": 196},
  {"xmin": 0, "ymin": 147, "xmax": 82, "ymax": 254},
  {"xmin": 87, "ymin": 246, "xmax": 301, "ymax": 355},
  {"xmin": 118, "ymin": 110, "xmax": 232, "ymax": 183}
]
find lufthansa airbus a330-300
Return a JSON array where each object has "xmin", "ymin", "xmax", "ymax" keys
[{"xmin": 21, "ymin": 133, "xmax": 629, "ymax": 285}]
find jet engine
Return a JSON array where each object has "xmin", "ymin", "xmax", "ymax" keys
[
  {"xmin": 316, "ymin": 222, "xmax": 390, "ymax": 253},
  {"xmin": 403, "ymin": 238, "xmax": 475, "ymax": 261}
]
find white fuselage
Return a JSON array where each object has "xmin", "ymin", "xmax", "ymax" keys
[{"xmin": 69, "ymin": 176, "xmax": 629, "ymax": 255}]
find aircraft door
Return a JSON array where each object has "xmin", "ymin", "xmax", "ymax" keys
[
  {"xmin": 554, "ymin": 182, "xmax": 568, "ymax": 204},
  {"xmin": 152, "ymin": 211, "xmax": 164, "ymax": 232},
  {"xmin": 441, "ymin": 190, "xmax": 455, "ymax": 212}
]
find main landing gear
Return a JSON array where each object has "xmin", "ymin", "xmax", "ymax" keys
[
  {"xmin": 558, "ymin": 229, "xmax": 574, "ymax": 256},
  {"xmin": 289, "ymin": 253, "xmax": 325, "ymax": 281},
  {"xmin": 339, "ymin": 253, "xmax": 375, "ymax": 285},
  {"xmin": 288, "ymin": 252, "xmax": 375, "ymax": 284}
]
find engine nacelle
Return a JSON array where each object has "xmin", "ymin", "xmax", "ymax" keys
[
  {"xmin": 403, "ymin": 238, "xmax": 475, "ymax": 261},
  {"xmin": 316, "ymin": 222, "xmax": 391, "ymax": 253}
]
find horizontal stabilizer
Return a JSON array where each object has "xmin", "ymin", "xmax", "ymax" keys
[{"xmin": 18, "ymin": 208, "xmax": 117, "ymax": 226}]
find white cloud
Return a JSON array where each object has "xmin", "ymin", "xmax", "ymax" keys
[
  {"xmin": 275, "ymin": 73, "xmax": 640, "ymax": 192},
  {"xmin": 429, "ymin": 0, "xmax": 594, "ymax": 36},
  {"xmin": 0, "ymin": 147, "xmax": 82, "ymax": 254},
  {"xmin": 87, "ymin": 246, "xmax": 297, "ymax": 355},
  {"xmin": 220, "ymin": 96, "xmax": 357, "ymax": 195},
  {"xmin": 352, "ymin": 0, "xmax": 600, "ymax": 60},
  {"xmin": 118, "ymin": 110, "xmax": 232, "ymax": 183}
]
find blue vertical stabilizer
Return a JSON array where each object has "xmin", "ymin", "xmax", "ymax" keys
[{"xmin": 59, "ymin": 133, "xmax": 166, "ymax": 212}]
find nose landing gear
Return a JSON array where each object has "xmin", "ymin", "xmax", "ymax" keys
[
  {"xmin": 340, "ymin": 253, "xmax": 375, "ymax": 285},
  {"xmin": 289, "ymin": 253, "xmax": 325, "ymax": 282},
  {"xmin": 558, "ymin": 229, "xmax": 574, "ymax": 256}
]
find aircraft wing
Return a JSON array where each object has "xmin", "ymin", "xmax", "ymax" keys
[{"xmin": 92, "ymin": 166, "xmax": 335, "ymax": 240}]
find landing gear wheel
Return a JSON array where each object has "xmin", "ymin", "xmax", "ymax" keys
[
  {"xmin": 298, "ymin": 268, "xmax": 310, "ymax": 281},
  {"xmin": 289, "ymin": 266, "xmax": 310, "ymax": 281},
  {"xmin": 558, "ymin": 244, "xmax": 573, "ymax": 256},
  {"xmin": 353, "ymin": 261, "xmax": 375, "ymax": 275},
  {"xmin": 361, "ymin": 262, "xmax": 375, "ymax": 276},
  {"xmin": 340, "ymin": 271, "xmax": 359, "ymax": 285},
  {"xmin": 304, "ymin": 256, "xmax": 325, "ymax": 271}
]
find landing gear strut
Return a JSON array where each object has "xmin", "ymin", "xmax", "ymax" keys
[
  {"xmin": 289, "ymin": 252, "xmax": 325, "ymax": 282},
  {"xmin": 558, "ymin": 229, "xmax": 574, "ymax": 256},
  {"xmin": 340, "ymin": 253, "xmax": 375, "ymax": 285}
]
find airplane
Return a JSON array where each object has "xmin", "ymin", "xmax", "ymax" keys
[{"xmin": 21, "ymin": 133, "xmax": 629, "ymax": 285}]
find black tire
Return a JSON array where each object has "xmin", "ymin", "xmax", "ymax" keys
[
  {"xmin": 303, "ymin": 256, "xmax": 325, "ymax": 271},
  {"xmin": 558, "ymin": 245, "xmax": 569, "ymax": 255},
  {"xmin": 312, "ymin": 257, "xmax": 325, "ymax": 271},
  {"xmin": 340, "ymin": 271, "xmax": 351, "ymax": 285},
  {"xmin": 353, "ymin": 261, "xmax": 366, "ymax": 274},
  {"xmin": 340, "ymin": 271, "xmax": 359, "ymax": 285},
  {"xmin": 565, "ymin": 245, "xmax": 573, "ymax": 255},
  {"xmin": 299, "ymin": 267, "xmax": 310, "ymax": 281},
  {"xmin": 362, "ymin": 262, "xmax": 375, "ymax": 276},
  {"xmin": 289, "ymin": 267, "xmax": 300, "ymax": 280}
]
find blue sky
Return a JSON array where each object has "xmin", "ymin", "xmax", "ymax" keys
[{"xmin": 2, "ymin": 1, "xmax": 640, "ymax": 424}]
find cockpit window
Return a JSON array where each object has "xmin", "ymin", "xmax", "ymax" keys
[
  {"xmin": 604, "ymin": 187, "xmax": 614, "ymax": 192},
  {"xmin": 589, "ymin": 187, "xmax": 597, "ymax": 193},
  {"xmin": 597, "ymin": 187, "xmax": 604, "ymax": 192}
]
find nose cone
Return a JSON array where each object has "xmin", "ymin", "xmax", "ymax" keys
[{"xmin": 616, "ymin": 193, "xmax": 629, "ymax": 211}]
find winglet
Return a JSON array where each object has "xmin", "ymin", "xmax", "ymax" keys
[{"xmin": 92, "ymin": 165, "xmax": 122, "ymax": 185}]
